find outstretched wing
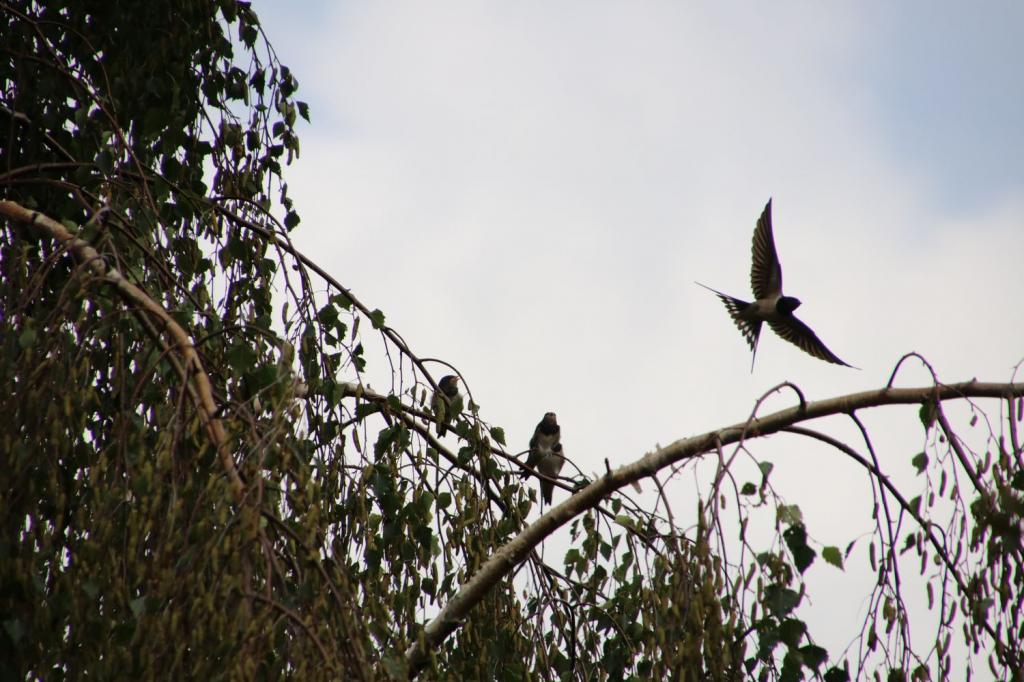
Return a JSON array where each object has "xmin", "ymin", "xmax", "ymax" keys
[
  {"xmin": 751, "ymin": 199, "xmax": 783, "ymax": 300},
  {"xmin": 767, "ymin": 315, "xmax": 854, "ymax": 367}
]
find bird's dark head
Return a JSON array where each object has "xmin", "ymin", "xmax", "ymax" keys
[
  {"xmin": 439, "ymin": 375, "xmax": 459, "ymax": 395},
  {"xmin": 778, "ymin": 296, "xmax": 802, "ymax": 315},
  {"xmin": 543, "ymin": 411, "xmax": 557, "ymax": 425}
]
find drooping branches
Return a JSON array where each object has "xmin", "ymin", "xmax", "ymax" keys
[
  {"xmin": 405, "ymin": 380, "xmax": 1024, "ymax": 677},
  {"xmin": 0, "ymin": 199, "xmax": 244, "ymax": 498}
]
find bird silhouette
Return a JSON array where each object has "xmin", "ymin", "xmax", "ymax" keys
[
  {"xmin": 431, "ymin": 375, "xmax": 461, "ymax": 436},
  {"xmin": 698, "ymin": 199, "xmax": 854, "ymax": 369},
  {"xmin": 521, "ymin": 412, "xmax": 564, "ymax": 504}
]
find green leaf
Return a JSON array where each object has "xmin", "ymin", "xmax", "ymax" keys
[
  {"xmin": 919, "ymin": 400, "xmax": 937, "ymax": 431},
  {"xmin": 911, "ymin": 451, "xmax": 928, "ymax": 473},
  {"xmin": 764, "ymin": 585, "xmax": 800, "ymax": 617},
  {"xmin": 783, "ymin": 524, "xmax": 816, "ymax": 574},
  {"xmin": 130, "ymin": 596, "xmax": 147, "ymax": 618},
  {"xmin": 800, "ymin": 644, "xmax": 829, "ymax": 669},
  {"xmin": 755, "ymin": 623, "xmax": 780, "ymax": 659},
  {"xmin": 413, "ymin": 523, "xmax": 432, "ymax": 549},
  {"xmin": 489, "ymin": 426, "xmax": 506, "ymax": 445},
  {"xmin": 822, "ymin": 546, "xmax": 844, "ymax": 570},
  {"xmin": 316, "ymin": 302, "xmax": 339, "ymax": 325},
  {"xmin": 369, "ymin": 309, "xmax": 386, "ymax": 329},
  {"xmin": 758, "ymin": 461, "xmax": 774, "ymax": 479},
  {"xmin": 352, "ymin": 343, "xmax": 366, "ymax": 371},
  {"xmin": 778, "ymin": 618, "xmax": 807, "ymax": 647},
  {"xmin": 778, "ymin": 504, "xmax": 803, "ymax": 526},
  {"xmin": 613, "ymin": 515, "xmax": 635, "ymax": 531},
  {"xmin": 887, "ymin": 669, "xmax": 907, "ymax": 682},
  {"xmin": 824, "ymin": 666, "xmax": 851, "ymax": 682},
  {"xmin": 740, "ymin": 482, "xmax": 757, "ymax": 495},
  {"xmin": 1010, "ymin": 470, "xmax": 1024, "ymax": 491},
  {"xmin": 18, "ymin": 327, "xmax": 36, "ymax": 348},
  {"xmin": 242, "ymin": 364, "xmax": 277, "ymax": 400},
  {"xmin": 779, "ymin": 651, "xmax": 802, "ymax": 682},
  {"xmin": 283, "ymin": 210, "xmax": 300, "ymax": 230}
]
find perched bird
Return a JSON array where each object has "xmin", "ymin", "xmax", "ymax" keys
[
  {"xmin": 431, "ymin": 375, "xmax": 461, "ymax": 436},
  {"xmin": 697, "ymin": 199, "xmax": 854, "ymax": 369},
  {"xmin": 521, "ymin": 412, "xmax": 564, "ymax": 504},
  {"xmin": 535, "ymin": 443, "xmax": 566, "ymax": 505}
]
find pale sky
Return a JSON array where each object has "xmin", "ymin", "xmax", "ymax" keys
[{"xmin": 254, "ymin": 2, "xmax": 1023, "ymax": 676}]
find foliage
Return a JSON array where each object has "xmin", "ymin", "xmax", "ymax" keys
[
  {"xmin": 2, "ymin": 1, "xmax": 359, "ymax": 677},
  {"xmin": 2, "ymin": 2, "xmax": 1023, "ymax": 681}
]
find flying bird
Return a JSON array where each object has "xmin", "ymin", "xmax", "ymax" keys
[
  {"xmin": 697, "ymin": 199, "xmax": 854, "ymax": 369},
  {"xmin": 521, "ymin": 412, "xmax": 564, "ymax": 504},
  {"xmin": 431, "ymin": 375, "xmax": 461, "ymax": 436}
]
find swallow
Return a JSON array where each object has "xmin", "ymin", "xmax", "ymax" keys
[
  {"xmin": 697, "ymin": 199, "xmax": 854, "ymax": 369},
  {"xmin": 431, "ymin": 375, "xmax": 461, "ymax": 436},
  {"xmin": 521, "ymin": 412, "xmax": 563, "ymax": 504},
  {"xmin": 535, "ymin": 443, "xmax": 566, "ymax": 504}
]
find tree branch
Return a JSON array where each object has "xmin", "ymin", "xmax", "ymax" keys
[
  {"xmin": 403, "ymin": 379, "xmax": 1024, "ymax": 677},
  {"xmin": 0, "ymin": 199, "xmax": 245, "ymax": 499}
]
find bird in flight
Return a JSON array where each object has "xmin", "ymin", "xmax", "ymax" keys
[{"xmin": 697, "ymin": 199, "xmax": 854, "ymax": 369}]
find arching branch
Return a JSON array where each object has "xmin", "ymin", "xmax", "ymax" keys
[
  {"xmin": 403, "ymin": 379, "xmax": 1024, "ymax": 677},
  {"xmin": 0, "ymin": 199, "xmax": 244, "ymax": 499}
]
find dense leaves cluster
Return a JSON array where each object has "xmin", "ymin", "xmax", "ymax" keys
[{"xmin": 1, "ymin": 1, "xmax": 351, "ymax": 678}]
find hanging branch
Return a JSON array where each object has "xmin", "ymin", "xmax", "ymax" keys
[{"xmin": 0, "ymin": 199, "xmax": 245, "ymax": 500}]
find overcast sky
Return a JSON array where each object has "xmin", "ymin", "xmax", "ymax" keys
[{"xmin": 254, "ymin": 2, "xmax": 1022, "ymax": 675}]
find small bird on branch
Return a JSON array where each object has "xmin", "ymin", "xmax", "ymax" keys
[
  {"xmin": 431, "ymin": 375, "xmax": 462, "ymax": 436},
  {"xmin": 521, "ymin": 412, "xmax": 565, "ymax": 504}
]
